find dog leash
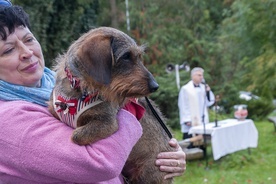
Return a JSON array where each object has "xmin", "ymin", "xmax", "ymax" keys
[{"xmin": 145, "ymin": 97, "xmax": 173, "ymax": 139}]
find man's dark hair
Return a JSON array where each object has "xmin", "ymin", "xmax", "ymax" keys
[{"xmin": 0, "ymin": 5, "xmax": 31, "ymax": 40}]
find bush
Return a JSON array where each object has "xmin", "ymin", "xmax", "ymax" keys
[
  {"xmin": 149, "ymin": 73, "xmax": 181, "ymax": 129},
  {"xmin": 215, "ymin": 82, "xmax": 274, "ymax": 120},
  {"xmin": 242, "ymin": 98, "xmax": 275, "ymax": 120},
  {"xmin": 220, "ymin": 95, "xmax": 274, "ymax": 120},
  {"xmin": 216, "ymin": 83, "xmax": 240, "ymax": 114}
]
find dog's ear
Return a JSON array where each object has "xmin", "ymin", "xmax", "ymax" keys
[{"xmin": 78, "ymin": 35, "xmax": 114, "ymax": 85}]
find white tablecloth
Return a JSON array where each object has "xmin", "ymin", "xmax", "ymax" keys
[{"xmin": 188, "ymin": 119, "xmax": 258, "ymax": 160}]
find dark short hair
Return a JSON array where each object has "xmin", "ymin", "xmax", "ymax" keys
[{"xmin": 0, "ymin": 5, "xmax": 31, "ymax": 40}]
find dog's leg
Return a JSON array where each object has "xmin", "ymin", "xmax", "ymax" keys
[
  {"xmin": 72, "ymin": 117, "xmax": 118, "ymax": 145},
  {"xmin": 71, "ymin": 104, "xmax": 119, "ymax": 145}
]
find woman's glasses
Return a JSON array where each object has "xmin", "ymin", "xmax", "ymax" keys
[{"xmin": 0, "ymin": 0, "xmax": 12, "ymax": 7}]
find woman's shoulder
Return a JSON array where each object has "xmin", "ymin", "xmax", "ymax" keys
[
  {"xmin": 0, "ymin": 100, "xmax": 50, "ymax": 113},
  {"xmin": 0, "ymin": 100, "xmax": 57, "ymax": 125},
  {"xmin": 0, "ymin": 99, "xmax": 46, "ymax": 107}
]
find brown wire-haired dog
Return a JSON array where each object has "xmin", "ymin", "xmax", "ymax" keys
[{"xmin": 48, "ymin": 27, "xmax": 174, "ymax": 184}]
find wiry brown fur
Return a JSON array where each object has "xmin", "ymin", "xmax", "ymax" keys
[
  {"xmin": 124, "ymin": 98, "xmax": 174, "ymax": 184},
  {"xmin": 48, "ymin": 27, "xmax": 174, "ymax": 183}
]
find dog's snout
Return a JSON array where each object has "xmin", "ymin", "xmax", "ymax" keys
[
  {"xmin": 149, "ymin": 80, "xmax": 159, "ymax": 93},
  {"xmin": 147, "ymin": 72, "xmax": 159, "ymax": 93}
]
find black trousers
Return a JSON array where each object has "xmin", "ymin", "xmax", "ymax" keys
[{"xmin": 183, "ymin": 132, "xmax": 192, "ymax": 139}]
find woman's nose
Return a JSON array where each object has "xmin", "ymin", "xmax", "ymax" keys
[{"xmin": 19, "ymin": 43, "xmax": 33, "ymax": 60}]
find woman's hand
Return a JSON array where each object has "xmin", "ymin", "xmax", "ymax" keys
[{"xmin": 155, "ymin": 138, "xmax": 186, "ymax": 179}]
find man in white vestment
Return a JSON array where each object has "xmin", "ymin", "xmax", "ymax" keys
[{"xmin": 178, "ymin": 67, "xmax": 215, "ymax": 148}]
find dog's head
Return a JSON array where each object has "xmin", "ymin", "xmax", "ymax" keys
[{"xmin": 66, "ymin": 27, "xmax": 159, "ymax": 103}]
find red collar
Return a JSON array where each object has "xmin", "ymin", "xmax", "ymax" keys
[{"xmin": 123, "ymin": 98, "xmax": 145, "ymax": 120}]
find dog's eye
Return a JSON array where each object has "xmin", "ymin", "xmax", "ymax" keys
[{"xmin": 121, "ymin": 52, "xmax": 131, "ymax": 61}]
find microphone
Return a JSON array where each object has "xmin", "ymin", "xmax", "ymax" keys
[{"xmin": 202, "ymin": 79, "xmax": 210, "ymax": 100}]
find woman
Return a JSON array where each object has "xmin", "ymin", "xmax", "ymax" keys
[{"xmin": 0, "ymin": 3, "xmax": 186, "ymax": 184}]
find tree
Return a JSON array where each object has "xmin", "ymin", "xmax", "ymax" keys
[
  {"xmin": 218, "ymin": 0, "xmax": 276, "ymax": 99},
  {"xmin": 110, "ymin": 0, "xmax": 118, "ymax": 28}
]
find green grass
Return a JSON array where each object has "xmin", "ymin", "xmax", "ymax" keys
[{"xmin": 172, "ymin": 120, "xmax": 276, "ymax": 184}]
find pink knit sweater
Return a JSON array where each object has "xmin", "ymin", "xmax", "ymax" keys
[{"xmin": 0, "ymin": 100, "xmax": 142, "ymax": 184}]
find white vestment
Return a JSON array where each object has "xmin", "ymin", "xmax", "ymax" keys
[{"xmin": 178, "ymin": 80, "xmax": 215, "ymax": 133}]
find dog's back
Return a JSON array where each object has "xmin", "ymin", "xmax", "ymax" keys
[{"xmin": 123, "ymin": 98, "xmax": 174, "ymax": 184}]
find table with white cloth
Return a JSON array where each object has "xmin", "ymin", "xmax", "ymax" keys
[{"xmin": 188, "ymin": 119, "xmax": 258, "ymax": 160}]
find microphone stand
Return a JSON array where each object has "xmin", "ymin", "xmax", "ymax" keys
[
  {"xmin": 213, "ymin": 95, "xmax": 220, "ymax": 128},
  {"xmin": 201, "ymin": 83, "xmax": 208, "ymax": 170}
]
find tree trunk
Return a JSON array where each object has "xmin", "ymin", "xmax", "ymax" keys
[{"xmin": 110, "ymin": 0, "xmax": 118, "ymax": 28}]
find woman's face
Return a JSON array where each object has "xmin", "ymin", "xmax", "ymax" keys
[
  {"xmin": 192, "ymin": 71, "xmax": 204, "ymax": 85},
  {"xmin": 0, "ymin": 26, "xmax": 44, "ymax": 87}
]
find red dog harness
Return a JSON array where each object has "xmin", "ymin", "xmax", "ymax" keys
[{"xmin": 53, "ymin": 89, "xmax": 103, "ymax": 128}]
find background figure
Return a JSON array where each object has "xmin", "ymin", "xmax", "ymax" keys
[{"xmin": 178, "ymin": 67, "xmax": 215, "ymax": 148}]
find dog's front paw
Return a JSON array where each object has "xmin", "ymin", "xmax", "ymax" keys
[{"xmin": 71, "ymin": 127, "xmax": 96, "ymax": 145}]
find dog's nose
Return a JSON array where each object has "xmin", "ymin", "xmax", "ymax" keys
[{"xmin": 149, "ymin": 80, "xmax": 159, "ymax": 93}]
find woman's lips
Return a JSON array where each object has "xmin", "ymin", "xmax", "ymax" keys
[{"xmin": 22, "ymin": 61, "xmax": 39, "ymax": 73}]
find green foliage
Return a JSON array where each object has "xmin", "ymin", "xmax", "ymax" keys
[
  {"xmin": 242, "ymin": 49, "xmax": 276, "ymax": 99},
  {"xmin": 215, "ymin": 83, "xmax": 274, "ymax": 120},
  {"xmin": 222, "ymin": 97, "xmax": 275, "ymax": 121},
  {"xmin": 124, "ymin": 0, "xmax": 228, "ymax": 73},
  {"xmin": 216, "ymin": 0, "xmax": 276, "ymax": 119},
  {"xmin": 244, "ymin": 98, "xmax": 275, "ymax": 121},
  {"xmin": 216, "ymin": 83, "xmax": 240, "ymax": 114},
  {"xmin": 218, "ymin": 0, "xmax": 276, "ymax": 99},
  {"xmin": 208, "ymin": 109, "xmax": 229, "ymax": 124},
  {"xmin": 149, "ymin": 73, "xmax": 182, "ymax": 129}
]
